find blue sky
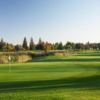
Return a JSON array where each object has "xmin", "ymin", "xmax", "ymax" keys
[{"xmin": 0, "ymin": 0, "xmax": 100, "ymax": 44}]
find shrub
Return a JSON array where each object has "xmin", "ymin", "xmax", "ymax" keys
[
  {"xmin": 0, "ymin": 55, "xmax": 9, "ymax": 63},
  {"xmin": 16, "ymin": 54, "xmax": 32, "ymax": 63}
]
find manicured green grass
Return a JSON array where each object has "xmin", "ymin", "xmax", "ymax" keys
[{"xmin": 0, "ymin": 51, "xmax": 100, "ymax": 100}]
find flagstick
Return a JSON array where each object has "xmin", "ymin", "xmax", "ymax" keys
[
  {"xmin": 8, "ymin": 55, "xmax": 11, "ymax": 72},
  {"xmin": 9, "ymin": 62, "xmax": 11, "ymax": 72}
]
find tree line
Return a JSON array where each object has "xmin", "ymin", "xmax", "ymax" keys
[{"xmin": 0, "ymin": 37, "xmax": 100, "ymax": 52}]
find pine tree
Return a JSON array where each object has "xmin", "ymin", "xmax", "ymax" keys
[
  {"xmin": 58, "ymin": 42, "xmax": 64, "ymax": 50},
  {"xmin": 29, "ymin": 37, "xmax": 35, "ymax": 50},
  {"xmin": 0, "ymin": 38, "xmax": 4, "ymax": 51},
  {"xmin": 36, "ymin": 38, "xmax": 44, "ymax": 50},
  {"xmin": 22, "ymin": 37, "xmax": 28, "ymax": 50}
]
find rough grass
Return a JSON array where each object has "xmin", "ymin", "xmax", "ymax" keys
[{"xmin": 0, "ymin": 51, "xmax": 100, "ymax": 100}]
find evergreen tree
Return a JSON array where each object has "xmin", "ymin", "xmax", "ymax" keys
[
  {"xmin": 54, "ymin": 42, "xmax": 59, "ymax": 50},
  {"xmin": 57, "ymin": 42, "xmax": 64, "ymax": 50},
  {"xmin": 36, "ymin": 38, "xmax": 44, "ymax": 50},
  {"xmin": 22, "ymin": 37, "xmax": 28, "ymax": 50},
  {"xmin": 65, "ymin": 42, "xmax": 75, "ymax": 50},
  {"xmin": 29, "ymin": 37, "xmax": 35, "ymax": 50},
  {"xmin": 75, "ymin": 43, "xmax": 84, "ymax": 50},
  {"xmin": 15, "ymin": 45, "xmax": 22, "ymax": 51},
  {"xmin": 0, "ymin": 38, "xmax": 5, "ymax": 51}
]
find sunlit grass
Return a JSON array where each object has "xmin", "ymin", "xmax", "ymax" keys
[{"xmin": 0, "ymin": 51, "xmax": 100, "ymax": 99}]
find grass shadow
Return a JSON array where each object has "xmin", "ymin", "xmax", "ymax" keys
[
  {"xmin": 0, "ymin": 75, "xmax": 100, "ymax": 92},
  {"xmin": 32, "ymin": 57, "xmax": 100, "ymax": 62}
]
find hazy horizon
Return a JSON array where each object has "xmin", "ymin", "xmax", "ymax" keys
[{"xmin": 0, "ymin": 0, "xmax": 100, "ymax": 44}]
